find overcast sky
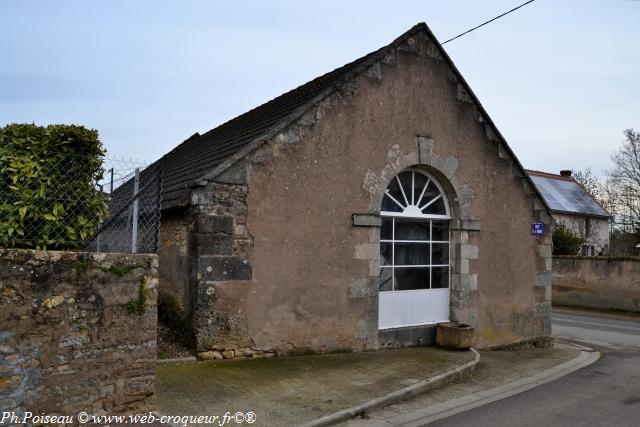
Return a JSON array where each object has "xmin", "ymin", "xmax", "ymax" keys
[{"xmin": 2, "ymin": 1, "xmax": 638, "ymax": 177}]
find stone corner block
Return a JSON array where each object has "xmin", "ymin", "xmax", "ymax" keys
[
  {"xmin": 348, "ymin": 278, "xmax": 377, "ymax": 299},
  {"xmin": 534, "ymin": 302, "xmax": 551, "ymax": 318},
  {"xmin": 450, "ymin": 274, "xmax": 477, "ymax": 292},
  {"xmin": 354, "ymin": 243, "xmax": 379, "ymax": 261},
  {"xmin": 352, "ymin": 214, "xmax": 382, "ymax": 227},
  {"xmin": 193, "ymin": 233, "xmax": 232, "ymax": 256},
  {"xmin": 215, "ymin": 162, "xmax": 248, "ymax": 185},
  {"xmin": 416, "ymin": 136, "xmax": 433, "ymax": 164},
  {"xmin": 537, "ymin": 244, "xmax": 553, "ymax": 259},
  {"xmin": 451, "ymin": 219, "xmax": 481, "ymax": 232},
  {"xmin": 459, "ymin": 244, "xmax": 479, "ymax": 260},
  {"xmin": 441, "ymin": 154, "xmax": 459, "ymax": 178},
  {"xmin": 533, "ymin": 271, "xmax": 553, "ymax": 288},
  {"xmin": 198, "ymin": 256, "xmax": 252, "ymax": 281},
  {"xmin": 196, "ymin": 215, "xmax": 233, "ymax": 234}
]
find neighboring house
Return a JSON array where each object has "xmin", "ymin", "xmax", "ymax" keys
[
  {"xmin": 527, "ymin": 170, "xmax": 611, "ymax": 255},
  {"xmin": 149, "ymin": 22, "xmax": 553, "ymax": 358}
]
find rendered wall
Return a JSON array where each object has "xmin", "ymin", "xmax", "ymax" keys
[
  {"xmin": 187, "ymin": 28, "xmax": 552, "ymax": 356},
  {"xmin": 553, "ymin": 256, "xmax": 640, "ymax": 312},
  {"xmin": 554, "ymin": 213, "xmax": 609, "ymax": 254},
  {"xmin": 0, "ymin": 249, "xmax": 158, "ymax": 417}
]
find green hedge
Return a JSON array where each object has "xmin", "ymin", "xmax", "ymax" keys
[
  {"xmin": 0, "ymin": 123, "xmax": 109, "ymax": 249},
  {"xmin": 552, "ymin": 223, "xmax": 583, "ymax": 256}
]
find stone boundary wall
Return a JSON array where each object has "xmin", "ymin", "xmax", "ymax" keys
[
  {"xmin": 0, "ymin": 249, "xmax": 158, "ymax": 418},
  {"xmin": 552, "ymin": 255, "xmax": 640, "ymax": 312}
]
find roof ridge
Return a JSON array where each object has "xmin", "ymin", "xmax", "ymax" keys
[
  {"xmin": 195, "ymin": 23, "xmax": 430, "ymax": 184},
  {"xmin": 147, "ymin": 24, "xmax": 432, "ymax": 208},
  {"xmin": 196, "ymin": 23, "xmax": 427, "ymax": 143},
  {"xmin": 147, "ymin": 22, "xmax": 548, "ymax": 214},
  {"xmin": 525, "ymin": 169, "xmax": 574, "ymax": 181}
]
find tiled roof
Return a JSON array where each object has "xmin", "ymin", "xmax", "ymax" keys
[
  {"xmin": 140, "ymin": 22, "xmax": 549, "ymax": 216},
  {"xmin": 153, "ymin": 24, "xmax": 427, "ymax": 209}
]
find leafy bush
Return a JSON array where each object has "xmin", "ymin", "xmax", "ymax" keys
[
  {"xmin": 0, "ymin": 123, "xmax": 109, "ymax": 249},
  {"xmin": 552, "ymin": 223, "xmax": 584, "ymax": 255}
]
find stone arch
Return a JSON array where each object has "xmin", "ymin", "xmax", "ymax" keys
[
  {"xmin": 363, "ymin": 139, "xmax": 473, "ymax": 223},
  {"xmin": 360, "ymin": 137, "xmax": 479, "ymax": 336}
]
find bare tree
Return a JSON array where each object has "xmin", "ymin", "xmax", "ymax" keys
[
  {"xmin": 572, "ymin": 167, "xmax": 605, "ymax": 204},
  {"xmin": 609, "ymin": 129, "xmax": 640, "ymax": 220},
  {"xmin": 608, "ymin": 129, "xmax": 640, "ymax": 231}
]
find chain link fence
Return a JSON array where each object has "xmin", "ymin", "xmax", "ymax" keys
[
  {"xmin": 86, "ymin": 158, "xmax": 161, "ymax": 254},
  {"xmin": 0, "ymin": 155, "xmax": 161, "ymax": 254}
]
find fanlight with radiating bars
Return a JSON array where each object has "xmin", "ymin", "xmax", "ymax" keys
[{"xmin": 381, "ymin": 170, "xmax": 448, "ymax": 218}]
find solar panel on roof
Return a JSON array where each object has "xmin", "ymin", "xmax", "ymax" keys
[{"xmin": 529, "ymin": 175, "xmax": 609, "ymax": 217}]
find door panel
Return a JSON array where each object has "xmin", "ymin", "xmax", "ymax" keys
[{"xmin": 379, "ymin": 289, "xmax": 449, "ymax": 329}]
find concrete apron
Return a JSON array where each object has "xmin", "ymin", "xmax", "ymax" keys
[{"xmin": 302, "ymin": 349, "xmax": 480, "ymax": 427}]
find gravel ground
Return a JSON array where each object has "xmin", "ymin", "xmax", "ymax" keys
[{"xmin": 157, "ymin": 323, "xmax": 194, "ymax": 359}]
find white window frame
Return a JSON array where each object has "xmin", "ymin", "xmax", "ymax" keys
[
  {"xmin": 380, "ymin": 169, "xmax": 451, "ymax": 220},
  {"xmin": 380, "ymin": 169, "xmax": 451, "ymax": 292}
]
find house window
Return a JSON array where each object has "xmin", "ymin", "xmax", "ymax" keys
[{"xmin": 379, "ymin": 170, "xmax": 450, "ymax": 292}]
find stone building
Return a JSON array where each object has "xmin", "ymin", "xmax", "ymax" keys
[
  {"xmin": 155, "ymin": 23, "xmax": 553, "ymax": 359},
  {"xmin": 527, "ymin": 170, "xmax": 611, "ymax": 255}
]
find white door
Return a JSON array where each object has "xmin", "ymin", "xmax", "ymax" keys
[{"xmin": 378, "ymin": 170, "xmax": 451, "ymax": 329}]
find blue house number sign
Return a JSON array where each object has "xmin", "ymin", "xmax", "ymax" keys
[{"xmin": 531, "ymin": 222, "xmax": 544, "ymax": 236}]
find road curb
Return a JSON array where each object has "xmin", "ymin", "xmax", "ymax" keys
[
  {"xmin": 377, "ymin": 342, "xmax": 600, "ymax": 427},
  {"xmin": 301, "ymin": 348, "xmax": 480, "ymax": 427}
]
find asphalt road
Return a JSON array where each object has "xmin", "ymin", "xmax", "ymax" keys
[{"xmin": 430, "ymin": 309, "xmax": 640, "ymax": 427}]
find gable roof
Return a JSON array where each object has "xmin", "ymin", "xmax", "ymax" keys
[
  {"xmin": 154, "ymin": 26, "xmax": 422, "ymax": 208},
  {"xmin": 142, "ymin": 22, "xmax": 548, "ymax": 214},
  {"xmin": 527, "ymin": 170, "xmax": 611, "ymax": 219}
]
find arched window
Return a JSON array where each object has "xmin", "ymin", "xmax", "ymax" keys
[{"xmin": 379, "ymin": 170, "xmax": 450, "ymax": 328}]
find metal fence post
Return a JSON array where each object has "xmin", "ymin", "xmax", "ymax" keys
[
  {"xmin": 96, "ymin": 184, "xmax": 103, "ymax": 253},
  {"xmin": 131, "ymin": 168, "xmax": 139, "ymax": 254}
]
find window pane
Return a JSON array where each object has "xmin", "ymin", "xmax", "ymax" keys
[
  {"xmin": 395, "ymin": 243, "xmax": 429, "ymax": 265},
  {"xmin": 431, "ymin": 266, "xmax": 449, "ymax": 289},
  {"xmin": 419, "ymin": 182, "xmax": 440, "ymax": 209},
  {"xmin": 395, "ymin": 267, "xmax": 429, "ymax": 290},
  {"xmin": 382, "ymin": 178, "xmax": 404, "ymax": 212},
  {"xmin": 379, "ymin": 268, "xmax": 393, "ymax": 292},
  {"xmin": 380, "ymin": 217, "xmax": 393, "ymax": 240},
  {"xmin": 423, "ymin": 196, "xmax": 446, "ymax": 215},
  {"xmin": 398, "ymin": 172, "xmax": 413, "ymax": 204},
  {"xmin": 395, "ymin": 219, "xmax": 430, "ymax": 240},
  {"xmin": 380, "ymin": 243, "xmax": 393, "ymax": 266},
  {"xmin": 432, "ymin": 221, "xmax": 449, "ymax": 241},
  {"xmin": 432, "ymin": 243, "xmax": 449, "ymax": 265},
  {"xmin": 413, "ymin": 172, "xmax": 430, "ymax": 206},
  {"xmin": 382, "ymin": 194, "xmax": 403, "ymax": 213}
]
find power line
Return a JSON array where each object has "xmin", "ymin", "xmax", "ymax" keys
[{"xmin": 441, "ymin": 0, "xmax": 536, "ymax": 45}]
